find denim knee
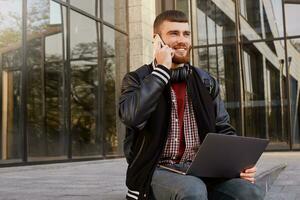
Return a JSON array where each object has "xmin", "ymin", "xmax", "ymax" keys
[
  {"xmin": 211, "ymin": 178, "xmax": 265, "ymax": 200},
  {"xmin": 176, "ymin": 178, "xmax": 208, "ymax": 200}
]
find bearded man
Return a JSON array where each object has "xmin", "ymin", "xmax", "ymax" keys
[{"xmin": 119, "ymin": 10, "xmax": 264, "ymax": 200}]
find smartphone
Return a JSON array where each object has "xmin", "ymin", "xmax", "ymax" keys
[
  {"xmin": 153, "ymin": 34, "xmax": 165, "ymax": 58},
  {"xmin": 153, "ymin": 34, "xmax": 165, "ymax": 48}
]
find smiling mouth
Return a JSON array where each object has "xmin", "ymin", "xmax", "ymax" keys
[{"xmin": 175, "ymin": 48, "xmax": 187, "ymax": 54}]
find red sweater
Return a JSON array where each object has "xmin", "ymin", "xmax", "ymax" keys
[{"xmin": 171, "ymin": 82, "xmax": 186, "ymax": 162}]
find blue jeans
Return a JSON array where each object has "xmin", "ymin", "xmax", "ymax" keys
[{"xmin": 151, "ymin": 166, "xmax": 265, "ymax": 200}]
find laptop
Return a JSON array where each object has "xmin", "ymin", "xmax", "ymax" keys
[{"xmin": 158, "ymin": 133, "xmax": 269, "ymax": 178}]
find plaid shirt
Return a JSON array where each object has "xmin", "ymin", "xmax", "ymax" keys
[{"xmin": 159, "ymin": 87, "xmax": 200, "ymax": 165}]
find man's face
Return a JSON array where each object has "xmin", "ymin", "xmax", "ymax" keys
[{"xmin": 158, "ymin": 21, "xmax": 192, "ymax": 64}]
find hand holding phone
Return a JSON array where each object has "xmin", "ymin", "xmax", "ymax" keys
[
  {"xmin": 153, "ymin": 34, "xmax": 165, "ymax": 52},
  {"xmin": 153, "ymin": 34, "xmax": 174, "ymax": 69}
]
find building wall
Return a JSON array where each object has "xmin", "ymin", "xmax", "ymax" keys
[{"xmin": 128, "ymin": 0, "xmax": 155, "ymax": 71}]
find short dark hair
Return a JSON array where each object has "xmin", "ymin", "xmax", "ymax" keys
[{"xmin": 153, "ymin": 10, "xmax": 188, "ymax": 34}]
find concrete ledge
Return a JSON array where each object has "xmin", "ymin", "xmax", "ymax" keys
[{"xmin": 256, "ymin": 163, "xmax": 287, "ymax": 193}]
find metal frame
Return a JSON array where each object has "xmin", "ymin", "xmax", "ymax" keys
[
  {"xmin": 99, "ymin": 0, "xmax": 105, "ymax": 157},
  {"xmin": 60, "ymin": 1, "xmax": 68, "ymax": 158},
  {"xmin": 235, "ymin": 0, "xmax": 245, "ymax": 137},
  {"xmin": 285, "ymin": 0, "xmax": 300, "ymax": 4},
  {"xmin": 65, "ymin": 0, "xmax": 72, "ymax": 159},
  {"xmin": 21, "ymin": 0, "xmax": 28, "ymax": 162},
  {"xmin": 281, "ymin": 0, "xmax": 293, "ymax": 150},
  {"xmin": 0, "ymin": 49, "xmax": 2, "ymax": 158}
]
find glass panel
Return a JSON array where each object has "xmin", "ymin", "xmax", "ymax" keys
[
  {"xmin": 44, "ymin": 37, "xmax": 66, "ymax": 158},
  {"xmin": 176, "ymin": 0, "xmax": 189, "ymax": 15},
  {"xmin": 287, "ymin": 39, "xmax": 300, "ymax": 149},
  {"xmin": 241, "ymin": 0, "xmax": 284, "ymax": 41},
  {"xmin": 70, "ymin": 0, "xmax": 96, "ymax": 16},
  {"xmin": 295, "ymin": 92, "xmax": 300, "ymax": 149},
  {"xmin": 240, "ymin": 0, "xmax": 247, "ymax": 17},
  {"xmin": 195, "ymin": 0, "xmax": 236, "ymax": 46},
  {"xmin": 193, "ymin": 47, "xmax": 209, "ymax": 71},
  {"xmin": 262, "ymin": 0, "xmax": 284, "ymax": 39},
  {"xmin": 242, "ymin": 41, "xmax": 290, "ymax": 150},
  {"xmin": 103, "ymin": 26, "xmax": 127, "ymax": 156},
  {"xmin": 240, "ymin": 0, "xmax": 262, "ymax": 37},
  {"xmin": 27, "ymin": 0, "xmax": 67, "ymax": 160},
  {"xmin": 242, "ymin": 43, "xmax": 266, "ymax": 139},
  {"xmin": 285, "ymin": 4, "xmax": 300, "ymax": 37},
  {"xmin": 70, "ymin": 10, "xmax": 100, "ymax": 157},
  {"xmin": 265, "ymin": 61, "xmax": 288, "ymax": 149},
  {"xmin": 1, "ymin": 71, "xmax": 21, "ymax": 163},
  {"xmin": 27, "ymin": 37, "xmax": 44, "ymax": 159},
  {"xmin": 0, "ymin": 0, "xmax": 22, "ymax": 51},
  {"xmin": 102, "ymin": 0, "xmax": 127, "ymax": 32},
  {"xmin": 208, "ymin": 46, "xmax": 217, "ymax": 77},
  {"xmin": 0, "ymin": 0, "xmax": 23, "ymax": 163},
  {"xmin": 290, "ymin": 76, "xmax": 299, "ymax": 149},
  {"xmin": 218, "ymin": 45, "xmax": 240, "ymax": 134},
  {"xmin": 193, "ymin": 45, "xmax": 241, "ymax": 134},
  {"xmin": 195, "ymin": 6, "xmax": 207, "ymax": 46}
]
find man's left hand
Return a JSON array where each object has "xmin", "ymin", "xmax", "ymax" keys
[{"xmin": 240, "ymin": 166, "xmax": 257, "ymax": 184}]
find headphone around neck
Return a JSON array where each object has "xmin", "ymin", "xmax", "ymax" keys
[{"xmin": 170, "ymin": 64, "xmax": 192, "ymax": 82}]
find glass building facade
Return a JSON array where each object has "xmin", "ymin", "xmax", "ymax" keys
[
  {"xmin": 0, "ymin": 0, "xmax": 299, "ymax": 166},
  {"xmin": 0, "ymin": 0, "xmax": 128, "ymax": 165},
  {"xmin": 176, "ymin": 0, "xmax": 300, "ymax": 150}
]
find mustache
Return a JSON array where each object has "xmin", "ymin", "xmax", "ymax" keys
[{"xmin": 172, "ymin": 43, "xmax": 192, "ymax": 50}]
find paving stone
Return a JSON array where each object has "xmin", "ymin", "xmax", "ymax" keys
[{"xmin": 0, "ymin": 153, "xmax": 300, "ymax": 200}]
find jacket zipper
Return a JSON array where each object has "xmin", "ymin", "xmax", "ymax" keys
[{"xmin": 129, "ymin": 136, "xmax": 146, "ymax": 168}]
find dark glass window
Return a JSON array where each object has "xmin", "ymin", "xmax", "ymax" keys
[
  {"xmin": 290, "ymin": 76, "xmax": 299, "ymax": 149},
  {"xmin": 241, "ymin": 0, "xmax": 284, "ymax": 41},
  {"xmin": 103, "ymin": 0, "xmax": 127, "ymax": 32},
  {"xmin": 193, "ymin": 48, "xmax": 208, "ymax": 71},
  {"xmin": 195, "ymin": 0, "xmax": 236, "ymax": 46},
  {"xmin": 103, "ymin": 25, "xmax": 127, "ymax": 155},
  {"xmin": 240, "ymin": 0, "xmax": 262, "ymax": 37},
  {"xmin": 1, "ymin": 70, "xmax": 21, "ymax": 163},
  {"xmin": 265, "ymin": 61, "xmax": 288, "ymax": 149},
  {"xmin": 193, "ymin": 44, "xmax": 240, "ymax": 134},
  {"xmin": 295, "ymin": 93, "xmax": 300, "ymax": 149},
  {"xmin": 176, "ymin": 0, "xmax": 189, "ymax": 16},
  {"xmin": 0, "ymin": 0, "xmax": 23, "ymax": 163},
  {"xmin": 70, "ymin": 10, "xmax": 101, "ymax": 157},
  {"xmin": 70, "ymin": 0, "xmax": 96, "ymax": 16},
  {"xmin": 287, "ymin": 38, "xmax": 300, "ymax": 149},
  {"xmin": 27, "ymin": 0, "xmax": 67, "ymax": 160},
  {"xmin": 242, "ymin": 43, "xmax": 266, "ymax": 139},
  {"xmin": 0, "ymin": 0, "xmax": 129, "ymax": 165}
]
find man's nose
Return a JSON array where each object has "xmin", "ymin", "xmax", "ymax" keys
[{"xmin": 177, "ymin": 33, "xmax": 190, "ymax": 44}]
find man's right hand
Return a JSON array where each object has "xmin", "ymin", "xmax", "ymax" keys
[{"xmin": 155, "ymin": 45, "xmax": 174, "ymax": 69}]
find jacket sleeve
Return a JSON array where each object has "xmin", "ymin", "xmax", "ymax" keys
[
  {"xmin": 211, "ymin": 78, "xmax": 236, "ymax": 135},
  {"xmin": 118, "ymin": 65, "xmax": 170, "ymax": 129}
]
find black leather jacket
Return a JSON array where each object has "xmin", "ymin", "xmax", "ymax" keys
[{"xmin": 119, "ymin": 63, "xmax": 236, "ymax": 200}]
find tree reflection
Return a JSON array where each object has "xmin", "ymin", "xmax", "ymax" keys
[{"xmin": 70, "ymin": 40, "xmax": 116, "ymax": 155}]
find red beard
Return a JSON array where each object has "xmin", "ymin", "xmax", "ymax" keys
[{"xmin": 171, "ymin": 44, "xmax": 191, "ymax": 64}]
